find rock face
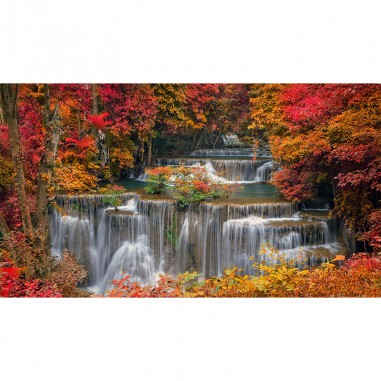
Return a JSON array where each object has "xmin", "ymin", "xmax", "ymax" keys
[{"xmin": 50, "ymin": 193, "xmax": 348, "ymax": 294}]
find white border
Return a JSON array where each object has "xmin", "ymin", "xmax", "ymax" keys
[
  {"xmin": 1, "ymin": 0, "xmax": 381, "ymax": 83},
  {"xmin": 1, "ymin": 1, "xmax": 381, "ymax": 381}
]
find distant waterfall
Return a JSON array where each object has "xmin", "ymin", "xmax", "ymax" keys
[
  {"xmin": 136, "ymin": 172, "xmax": 149, "ymax": 181},
  {"xmin": 222, "ymin": 133, "xmax": 241, "ymax": 146},
  {"xmin": 50, "ymin": 193, "xmax": 346, "ymax": 293},
  {"xmin": 155, "ymin": 158, "xmax": 274, "ymax": 182},
  {"xmin": 190, "ymin": 147, "xmax": 273, "ymax": 157},
  {"xmin": 191, "ymin": 148, "xmax": 254, "ymax": 156},
  {"xmin": 254, "ymin": 161, "xmax": 274, "ymax": 182}
]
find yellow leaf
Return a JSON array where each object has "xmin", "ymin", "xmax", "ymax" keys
[{"xmin": 333, "ymin": 255, "xmax": 345, "ymax": 261}]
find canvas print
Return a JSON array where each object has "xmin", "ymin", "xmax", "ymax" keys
[{"xmin": 0, "ymin": 84, "xmax": 380, "ymax": 297}]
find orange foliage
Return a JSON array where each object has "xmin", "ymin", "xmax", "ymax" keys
[
  {"xmin": 104, "ymin": 253, "xmax": 381, "ymax": 298},
  {"xmin": 55, "ymin": 164, "xmax": 98, "ymax": 193}
]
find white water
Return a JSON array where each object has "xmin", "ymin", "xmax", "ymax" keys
[
  {"xmin": 154, "ymin": 158, "xmax": 275, "ymax": 183},
  {"xmin": 194, "ymin": 161, "xmax": 272, "ymax": 184},
  {"xmin": 254, "ymin": 161, "xmax": 274, "ymax": 182},
  {"xmin": 101, "ymin": 235, "xmax": 155, "ymax": 293},
  {"xmin": 106, "ymin": 197, "xmax": 138, "ymax": 213},
  {"xmin": 222, "ymin": 133, "xmax": 241, "ymax": 146},
  {"xmin": 49, "ymin": 191, "xmax": 348, "ymax": 294},
  {"xmin": 191, "ymin": 148, "xmax": 254, "ymax": 156},
  {"xmin": 190, "ymin": 147, "xmax": 273, "ymax": 157},
  {"xmin": 137, "ymin": 173, "xmax": 149, "ymax": 181}
]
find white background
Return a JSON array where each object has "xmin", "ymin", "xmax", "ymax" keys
[{"xmin": 1, "ymin": 1, "xmax": 381, "ymax": 380}]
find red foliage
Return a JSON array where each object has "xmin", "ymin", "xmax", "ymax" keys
[
  {"xmin": 264, "ymin": 83, "xmax": 381, "ymax": 247},
  {"xmin": 273, "ymin": 167, "xmax": 314, "ymax": 202},
  {"xmin": 344, "ymin": 253, "xmax": 381, "ymax": 271},
  {"xmin": 61, "ymin": 136, "xmax": 97, "ymax": 161},
  {"xmin": 0, "ymin": 260, "xmax": 62, "ymax": 298},
  {"xmin": 106, "ymin": 274, "xmax": 181, "ymax": 298},
  {"xmin": 146, "ymin": 166, "xmax": 173, "ymax": 177},
  {"xmin": 282, "ymin": 84, "xmax": 353, "ymax": 129},
  {"xmin": 185, "ymin": 84, "xmax": 220, "ymax": 130},
  {"xmin": 363, "ymin": 211, "xmax": 381, "ymax": 251},
  {"xmin": 87, "ymin": 112, "xmax": 112, "ymax": 130},
  {"xmin": 193, "ymin": 179, "xmax": 211, "ymax": 193},
  {"xmin": 99, "ymin": 84, "xmax": 158, "ymax": 137}
]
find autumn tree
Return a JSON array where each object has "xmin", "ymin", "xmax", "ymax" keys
[
  {"xmin": 254, "ymin": 83, "xmax": 381, "ymax": 249},
  {"xmin": 98, "ymin": 84, "xmax": 157, "ymax": 170},
  {"xmin": 185, "ymin": 84, "xmax": 220, "ymax": 149},
  {"xmin": 215, "ymin": 84, "xmax": 251, "ymax": 147},
  {"xmin": 34, "ymin": 84, "xmax": 62, "ymax": 245},
  {"xmin": 0, "ymin": 84, "xmax": 34, "ymax": 239}
]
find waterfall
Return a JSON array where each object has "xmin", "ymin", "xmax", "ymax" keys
[
  {"xmin": 191, "ymin": 148, "xmax": 254, "ymax": 156},
  {"xmin": 190, "ymin": 147, "xmax": 273, "ymax": 157},
  {"xmin": 254, "ymin": 161, "xmax": 274, "ymax": 182},
  {"xmin": 136, "ymin": 172, "xmax": 149, "ymax": 181},
  {"xmin": 154, "ymin": 158, "xmax": 275, "ymax": 183},
  {"xmin": 50, "ymin": 194, "xmax": 176, "ymax": 293},
  {"xmin": 183, "ymin": 202, "xmax": 339, "ymax": 277},
  {"xmin": 176, "ymin": 215, "xmax": 190, "ymax": 273},
  {"xmin": 101, "ymin": 235, "xmax": 155, "ymax": 293},
  {"xmin": 222, "ymin": 133, "xmax": 241, "ymax": 146},
  {"xmin": 50, "ymin": 192, "xmax": 346, "ymax": 293},
  {"xmin": 221, "ymin": 216, "xmax": 267, "ymax": 275}
]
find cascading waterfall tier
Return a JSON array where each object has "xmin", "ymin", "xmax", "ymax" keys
[
  {"xmin": 49, "ymin": 193, "xmax": 347, "ymax": 294},
  {"xmin": 155, "ymin": 158, "xmax": 274, "ymax": 182},
  {"xmin": 190, "ymin": 147, "xmax": 272, "ymax": 157},
  {"xmin": 191, "ymin": 148, "xmax": 254, "ymax": 156}
]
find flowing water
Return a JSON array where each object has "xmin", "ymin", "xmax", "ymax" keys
[
  {"xmin": 191, "ymin": 148, "xmax": 254, "ymax": 156},
  {"xmin": 49, "ymin": 148, "xmax": 350, "ymax": 294},
  {"xmin": 222, "ymin": 133, "xmax": 241, "ymax": 146},
  {"xmin": 155, "ymin": 158, "xmax": 273, "ymax": 182},
  {"xmin": 190, "ymin": 147, "xmax": 272, "ymax": 158}
]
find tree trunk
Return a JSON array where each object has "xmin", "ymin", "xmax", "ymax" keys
[
  {"xmin": 192, "ymin": 129, "xmax": 199, "ymax": 149},
  {"xmin": 139, "ymin": 143, "xmax": 145, "ymax": 164},
  {"xmin": 213, "ymin": 130, "xmax": 222, "ymax": 148},
  {"xmin": 147, "ymin": 133, "xmax": 152, "ymax": 166},
  {"xmin": 0, "ymin": 84, "xmax": 34, "ymax": 239},
  {"xmin": 91, "ymin": 84, "xmax": 99, "ymax": 147},
  {"xmin": 195, "ymin": 127, "xmax": 206, "ymax": 149},
  {"xmin": 0, "ymin": 212, "xmax": 10, "ymax": 238},
  {"xmin": 34, "ymin": 85, "xmax": 61, "ymax": 247}
]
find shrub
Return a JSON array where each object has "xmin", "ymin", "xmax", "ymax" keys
[
  {"xmin": 186, "ymin": 251, "xmax": 381, "ymax": 298},
  {"xmin": 99, "ymin": 184, "xmax": 126, "ymax": 210},
  {"xmin": 1, "ymin": 235, "xmax": 90, "ymax": 297},
  {"xmin": 145, "ymin": 166, "xmax": 173, "ymax": 194},
  {"xmin": 145, "ymin": 166, "xmax": 237, "ymax": 207},
  {"xmin": 46, "ymin": 251, "xmax": 91, "ymax": 297},
  {"xmin": 104, "ymin": 246, "xmax": 381, "ymax": 298},
  {"xmin": 1, "ymin": 231, "xmax": 55, "ymax": 280},
  {"xmin": 104, "ymin": 271, "xmax": 200, "ymax": 298},
  {"xmin": 0, "ymin": 258, "xmax": 62, "ymax": 298}
]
